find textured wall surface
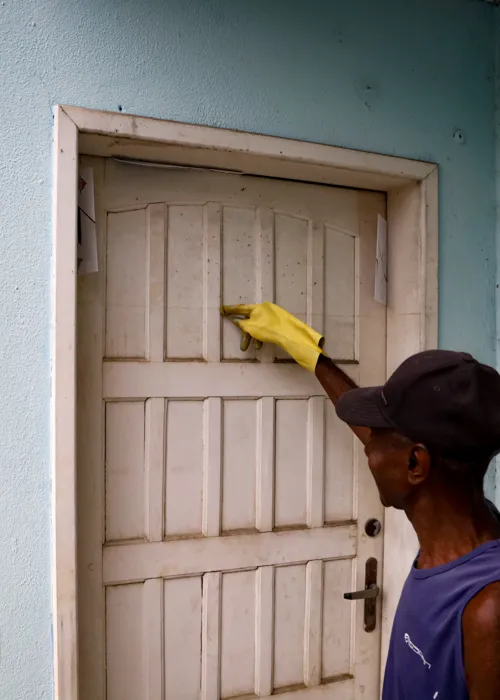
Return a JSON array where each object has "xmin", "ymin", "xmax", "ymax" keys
[{"xmin": 0, "ymin": 0, "xmax": 496, "ymax": 697}]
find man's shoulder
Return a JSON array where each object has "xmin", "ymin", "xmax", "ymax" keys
[
  {"xmin": 462, "ymin": 581, "xmax": 500, "ymax": 698},
  {"xmin": 463, "ymin": 580, "xmax": 500, "ymax": 630}
]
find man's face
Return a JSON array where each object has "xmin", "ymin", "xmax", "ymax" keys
[{"xmin": 364, "ymin": 428, "xmax": 414, "ymax": 508}]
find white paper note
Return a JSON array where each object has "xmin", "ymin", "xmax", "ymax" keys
[
  {"xmin": 79, "ymin": 167, "xmax": 95, "ymax": 220},
  {"xmin": 78, "ymin": 167, "xmax": 98, "ymax": 274},
  {"xmin": 375, "ymin": 214, "xmax": 387, "ymax": 305}
]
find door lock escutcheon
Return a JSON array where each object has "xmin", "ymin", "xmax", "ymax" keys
[{"xmin": 343, "ymin": 557, "xmax": 379, "ymax": 632}]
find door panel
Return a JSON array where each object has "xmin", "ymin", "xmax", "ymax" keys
[{"xmin": 77, "ymin": 157, "xmax": 386, "ymax": 700}]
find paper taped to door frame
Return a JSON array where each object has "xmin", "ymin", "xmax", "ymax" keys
[{"xmin": 78, "ymin": 167, "xmax": 98, "ymax": 275}]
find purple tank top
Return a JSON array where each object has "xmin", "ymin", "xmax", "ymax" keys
[{"xmin": 383, "ymin": 539, "xmax": 500, "ymax": 700}]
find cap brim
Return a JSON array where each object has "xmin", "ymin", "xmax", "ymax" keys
[{"xmin": 335, "ymin": 386, "xmax": 392, "ymax": 429}]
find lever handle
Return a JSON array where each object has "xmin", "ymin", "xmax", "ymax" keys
[{"xmin": 343, "ymin": 584, "xmax": 380, "ymax": 601}]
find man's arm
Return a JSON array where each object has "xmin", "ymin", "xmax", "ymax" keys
[
  {"xmin": 462, "ymin": 581, "xmax": 500, "ymax": 700},
  {"xmin": 315, "ymin": 355, "xmax": 371, "ymax": 445}
]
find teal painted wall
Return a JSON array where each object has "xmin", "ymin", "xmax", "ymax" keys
[{"xmin": 0, "ymin": 0, "xmax": 496, "ymax": 696}]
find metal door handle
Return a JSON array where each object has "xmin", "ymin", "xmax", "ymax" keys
[
  {"xmin": 343, "ymin": 557, "xmax": 379, "ymax": 632},
  {"xmin": 343, "ymin": 584, "xmax": 380, "ymax": 600}
]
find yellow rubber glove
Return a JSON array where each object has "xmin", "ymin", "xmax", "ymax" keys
[{"xmin": 221, "ymin": 302, "xmax": 325, "ymax": 372}]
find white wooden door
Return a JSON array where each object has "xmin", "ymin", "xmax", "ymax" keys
[{"xmin": 77, "ymin": 157, "xmax": 386, "ymax": 700}]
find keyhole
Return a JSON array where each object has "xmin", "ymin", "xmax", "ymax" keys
[{"xmin": 365, "ymin": 518, "xmax": 382, "ymax": 537}]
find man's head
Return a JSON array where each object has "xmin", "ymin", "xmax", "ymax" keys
[
  {"xmin": 336, "ymin": 350, "xmax": 500, "ymax": 509},
  {"xmin": 359, "ymin": 428, "xmax": 493, "ymax": 509}
]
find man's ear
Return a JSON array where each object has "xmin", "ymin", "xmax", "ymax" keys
[{"xmin": 407, "ymin": 444, "xmax": 431, "ymax": 485}]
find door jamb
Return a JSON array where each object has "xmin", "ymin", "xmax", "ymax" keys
[{"xmin": 52, "ymin": 104, "xmax": 438, "ymax": 700}]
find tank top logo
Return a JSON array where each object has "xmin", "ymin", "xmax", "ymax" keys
[{"xmin": 404, "ymin": 633, "xmax": 431, "ymax": 669}]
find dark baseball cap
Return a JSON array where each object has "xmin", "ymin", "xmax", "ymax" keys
[{"xmin": 336, "ymin": 350, "xmax": 500, "ymax": 458}]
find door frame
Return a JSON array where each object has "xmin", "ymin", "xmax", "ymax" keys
[{"xmin": 52, "ymin": 104, "xmax": 438, "ymax": 700}]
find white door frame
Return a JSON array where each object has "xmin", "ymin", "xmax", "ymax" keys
[{"xmin": 52, "ymin": 104, "xmax": 438, "ymax": 700}]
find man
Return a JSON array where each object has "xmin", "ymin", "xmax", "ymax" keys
[{"xmin": 222, "ymin": 302, "xmax": 500, "ymax": 700}]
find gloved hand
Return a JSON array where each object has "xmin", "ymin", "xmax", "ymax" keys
[{"xmin": 221, "ymin": 302, "xmax": 325, "ymax": 372}]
